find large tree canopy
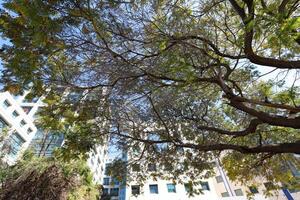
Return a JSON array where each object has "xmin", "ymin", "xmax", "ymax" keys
[{"xmin": 0, "ymin": 0, "xmax": 300, "ymax": 192}]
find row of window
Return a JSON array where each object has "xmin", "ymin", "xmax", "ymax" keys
[
  {"xmin": 221, "ymin": 189, "xmax": 244, "ymax": 197},
  {"xmin": 2, "ymin": 99, "xmax": 33, "ymax": 134},
  {"xmin": 130, "ymin": 182, "xmax": 210, "ymax": 195},
  {"xmin": 216, "ymin": 174, "xmax": 275, "ymax": 196},
  {"xmin": 103, "ymin": 177, "xmax": 120, "ymax": 186},
  {"xmin": 103, "ymin": 188, "xmax": 119, "ymax": 196}
]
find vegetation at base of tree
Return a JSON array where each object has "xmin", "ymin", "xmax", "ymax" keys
[
  {"xmin": 0, "ymin": 151, "xmax": 100, "ymax": 200},
  {"xmin": 0, "ymin": 0, "xmax": 300, "ymax": 197}
]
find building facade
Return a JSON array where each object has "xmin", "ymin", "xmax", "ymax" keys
[
  {"xmin": 102, "ymin": 152, "xmax": 300, "ymax": 200},
  {"xmin": 0, "ymin": 91, "xmax": 108, "ymax": 184},
  {"xmin": 0, "ymin": 91, "xmax": 41, "ymax": 164}
]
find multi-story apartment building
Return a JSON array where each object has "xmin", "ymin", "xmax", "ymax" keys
[{"xmin": 102, "ymin": 152, "xmax": 300, "ymax": 200}]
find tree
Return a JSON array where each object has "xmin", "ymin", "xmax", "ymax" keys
[
  {"xmin": 0, "ymin": 151, "xmax": 100, "ymax": 200},
  {"xmin": 0, "ymin": 0, "xmax": 300, "ymax": 193}
]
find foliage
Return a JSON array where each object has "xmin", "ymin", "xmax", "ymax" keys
[
  {"xmin": 0, "ymin": 0, "xmax": 300, "ymax": 196},
  {"xmin": 0, "ymin": 151, "xmax": 100, "ymax": 200}
]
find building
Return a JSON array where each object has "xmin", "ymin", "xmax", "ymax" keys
[
  {"xmin": 0, "ymin": 91, "xmax": 41, "ymax": 164},
  {"xmin": 0, "ymin": 91, "xmax": 109, "ymax": 184},
  {"xmin": 102, "ymin": 150, "xmax": 300, "ymax": 200}
]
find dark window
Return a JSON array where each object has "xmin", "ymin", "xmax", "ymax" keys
[
  {"xmin": 12, "ymin": 110, "xmax": 19, "ymax": 118},
  {"xmin": 167, "ymin": 183, "xmax": 176, "ymax": 193},
  {"xmin": 20, "ymin": 120, "xmax": 26, "ymax": 127},
  {"xmin": 148, "ymin": 163, "xmax": 156, "ymax": 172},
  {"xmin": 0, "ymin": 117, "xmax": 8, "ymax": 131},
  {"xmin": 201, "ymin": 182, "xmax": 210, "ymax": 191},
  {"xmin": 22, "ymin": 106, "xmax": 32, "ymax": 114},
  {"xmin": 3, "ymin": 100, "xmax": 11, "ymax": 108},
  {"xmin": 103, "ymin": 188, "xmax": 109, "ymax": 195},
  {"xmin": 184, "ymin": 183, "xmax": 192, "ymax": 193},
  {"xmin": 221, "ymin": 192, "xmax": 230, "ymax": 197},
  {"xmin": 216, "ymin": 175, "xmax": 223, "ymax": 183},
  {"xmin": 27, "ymin": 128, "xmax": 33, "ymax": 134},
  {"xmin": 131, "ymin": 185, "xmax": 140, "ymax": 195},
  {"xmin": 149, "ymin": 184, "xmax": 158, "ymax": 194},
  {"xmin": 110, "ymin": 188, "xmax": 119, "ymax": 196},
  {"xmin": 264, "ymin": 182, "xmax": 276, "ymax": 190},
  {"xmin": 249, "ymin": 186, "xmax": 259, "ymax": 194},
  {"xmin": 234, "ymin": 189, "xmax": 243, "ymax": 196},
  {"xmin": 103, "ymin": 178, "xmax": 109, "ymax": 185},
  {"xmin": 132, "ymin": 163, "xmax": 140, "ymax": 172},
  {"xmin": 104, "ymin": 163, "xmax": 111, "ymax": 175}
]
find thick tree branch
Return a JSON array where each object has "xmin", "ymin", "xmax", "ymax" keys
[{"xmin": 196, "ymin": 118, "xmax": 262, "ymax": 137}]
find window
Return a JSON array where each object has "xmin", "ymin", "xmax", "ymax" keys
[
  {"xmin": 131, "ymin": 185, "xmax": 140, "ymax": 195},
  {"xmin": 149, "ymin": 184, "xmax": 158, "ymax": 194},
  {"xmin": 3, "ymin": 100, "xmax": 11, "ymax": 108},
  {"xmin": 201, "ymin": 182, "xmax": 210, "ymax": 191},
  {"xmin": 8, "ymin": 132, "xmax": 25, "ymax": 158},
  {"xmin": 113, "ymin": 178, "xmax": 119, "ymax": 185},
  {"xmin": 110, "ymin": 188, "xmax": 119, "ymax": 196},
  {"xmin": 103, "ymin": 178, "xmax": 109, "ymax": 185},
  {"xmin": 12, "ymin": 110, "xmax": 19, "ymax": 118},
  {"xmin": 249, "ymin": 186, "xmax": 259, "ymax": 194},
  {"xmin": 148, "ymin": 163, "xmax": 156, "ymax": 172},
  {"xmin": 104, "ymin": 164, "xmax": 111, "ymax": 175},
  {"xmin": 27, "ymin": 128, "xmax": 33, "ymax": 134},
  {"xmin": 221, "ymin": 192, "xmax": 230, "ymax": 197},
  {"xmin": 132, "ymin": 163, "xmax": 140, "ymax": 172},
  {"xmin": 167, "ymin": 183, "xmax": 176, "ymax": 193},
  {"xmin": 0, "ymin": 117, "xmax": 8, "ymax": 131},
  {"xmin": 216, "ymin": 175, "xmax": 223, "ymax": 183},
  {"xmin": 20, "ymin": 120, "xmax": 26, "ymax": 127},
  {"xmin": 234, "ymin": 189, "xmax": 243, "ymax": 196},
  {"xmin": 264, "ymin": 182, "xmax": 275, "ymax": 190},
  {"xmin": 103, "ymin": 188, "xmax": 109, "ymax": 195},
  {"xmin": 184, "ymin": 183, "xmax": 192, "ymax": 193},
  {"xmin": 22, "ymin": 106, "xmax": 32, "ymax": 114}
]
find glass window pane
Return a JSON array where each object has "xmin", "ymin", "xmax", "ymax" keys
[
  {"xmin": 148, "ymin": 163, "xmax": 156, "ymax": 172},
  {"xmin": 184, "ymin": 183, "xmax": 192, "ymax": 193},
  {"xmin": 149, "ymin": 184, "xmax": 158, "ymax": 194},
  {"xmin": 110, "ymin": 188, "xmax": 119, "ymax": 196},
  {"xmin": 216, "ymin": 175, "xmax": 223, "ymax": 183},
  {"xmin": 201, "ymin": 182, "xmax": 210, "ymax": 191},
  {"xmin": 221, "ymin": 192, "xmax": 229, "ymax": 197},
  {"xmin": 131, "ymin": 185, "xmax": 140, "ymax": 195},
  {"xmin": 234, "ymin": 189, "xmax": 243, "ymax": 196},
  {"xmin": 167, "ymin": 183, "xmax": 176, "ymax": 193},
  {"xmin": 8, "ymin": 132, "xmax": 25, "ymax": 158},
  {"xmin": 3, "ymin": 100, "xmax": 11, "ymax": 108},
  {"xmin": 249, "ymin": 186, "xmax": 259, "ymax": 194},
  {"xmin": 103, "ymin": 178, "xmax": 109, "ymax": 185},
  {"xmin": 12, "ymin": 111, "xmax": 19, "ymax": 118},
  {"xmin": 0, "ymin": 117, "xmax": 8, "ymax": 131}
]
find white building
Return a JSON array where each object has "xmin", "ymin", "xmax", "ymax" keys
[
  {"xmin": 102, "ymin": 152, "xmax": 300, "ymax": 200},
  {"xmin": 0, "ymin": 91, "xmax": 108, "ymax": 184},
  {"xmin": 0, "ymin": 91, "xmax": 41, "ymax": 164}
]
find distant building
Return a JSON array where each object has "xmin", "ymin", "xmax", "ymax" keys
[{"xmin": 102, "ymin": 149, "xmax": 300, "ymax": 200}]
